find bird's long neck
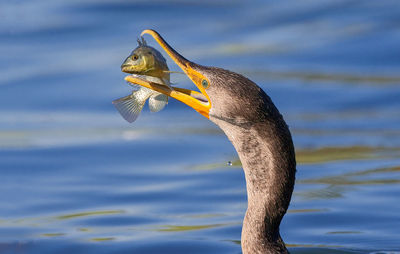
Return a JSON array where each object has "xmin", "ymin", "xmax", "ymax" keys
[{"xmin": 214, "ymin": 114, "xmax": 296, "ymax": 254}]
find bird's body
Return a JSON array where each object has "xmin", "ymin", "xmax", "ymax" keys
[{"xmin": 124, "ymin": 30, "xmax": 296, "ymax": 254}]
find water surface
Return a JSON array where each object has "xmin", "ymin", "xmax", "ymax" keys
[{"xmin": 1, "ymin": 0, "xmax": 400, "ymax": 253}]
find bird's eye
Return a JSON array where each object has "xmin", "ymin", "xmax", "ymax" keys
[
  {"xmin": 132, "ymin": 54, "xmax": 139, "ymax": 60},
  {"xmin": 201, "ymin": 79, "xmax": 209, "ymax": 89}
]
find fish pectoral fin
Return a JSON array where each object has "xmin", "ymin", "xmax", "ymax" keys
[
  {"xmin": 112, "ymin": 94, "xmax": 146, "ymax": 123},
  {"xmin": 149, "ymin": 93, "xmax": 168, "ymax": 113}
]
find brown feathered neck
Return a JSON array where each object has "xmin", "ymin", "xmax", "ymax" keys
[{"xmin": 197, "ymin": 65, "xmax": 296, "ymax": 254}]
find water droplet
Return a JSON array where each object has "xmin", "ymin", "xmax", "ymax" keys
[{"xmin": 227, "ymin": 161, "xmax": 232, "ymax": 166}]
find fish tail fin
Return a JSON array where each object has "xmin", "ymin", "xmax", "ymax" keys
[
  {"xmin": 149, "ymin": 93, "xmax": 168, "ymax": 113},
  {"xmin": 112, "ymin": 94, "xmax": 146, "ymax": 123}
]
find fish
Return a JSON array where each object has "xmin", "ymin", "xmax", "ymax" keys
[
  {"xmin": 113, "ymin": 75, "xmax": 169, "ymax": 123},
  {"xmin": 113, "ymin": 37, "xmax": 171, "ymax": 123}
]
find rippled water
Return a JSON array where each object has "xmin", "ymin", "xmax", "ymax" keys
[{"xmin": 1, "ymin": 1, "xmax": 400, "ymax": 253}]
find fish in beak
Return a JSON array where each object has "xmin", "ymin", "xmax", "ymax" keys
[{"xmin": 124, "ymin": 29, "xmax": 211, "ymax": 119}]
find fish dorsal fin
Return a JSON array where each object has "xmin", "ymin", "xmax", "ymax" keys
[
  {"xmin": 112, "ymin": 94, "xmax": 146, "ymax": 123},
  {"xmin": 137, "ymin": 36, "xmax": 147, "ymax": 47},
  {"xmin": 149, "ymin": 93, "xmax": 168, "ymax": 113}
]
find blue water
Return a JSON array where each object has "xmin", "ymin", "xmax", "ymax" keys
[{"xmin": 1, "ymin": 0, "xmax": 400, "ymax": 253}]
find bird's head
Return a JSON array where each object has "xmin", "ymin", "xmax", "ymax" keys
[{"xmin": 125, "ymin": 30, "xmax": 272, "ymax": 126}]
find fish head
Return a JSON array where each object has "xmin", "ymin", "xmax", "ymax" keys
[
  {"xmin": 121, "ymin": 38, "xmax": 169, "ymax": 80},
  {"xmin": 124, "ymin": 30, "xmax": 211, "ymax": 119}
]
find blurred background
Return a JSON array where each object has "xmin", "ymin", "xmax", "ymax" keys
[{"xmin": 1, "ymin": 0, "xmax": 400, "ymax": 253}]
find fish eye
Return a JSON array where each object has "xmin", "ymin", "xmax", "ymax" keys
[
  {"xmin": 132, "ymin": 54, "xmax": 139, "ymax": 60},
  {"xmin": 201, "ymin": 79, "xmax": 209, "ymax": 89}
]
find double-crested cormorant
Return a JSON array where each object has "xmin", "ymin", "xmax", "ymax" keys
[{"xmin": 126, "ymin": 30, "xmax": 296, "ymax": 254}]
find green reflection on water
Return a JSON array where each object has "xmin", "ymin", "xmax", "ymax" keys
[
  {"xmin": 300, "ymin": 165, "xmax": 400, "ymax": 186},
  {"xmin": 157, "ymin": 223, "xmax": 226, "ymax": 232},
  {"xmin": 192, "ymin": 146, "xmax": 400, "ymax": 171},
  {"xmin": 90, "ymin": 237, "xmax": 115, "ymax": 242},
  {"xmin": 297, "ymin": 164, "xmax": 400, "ymax": 200},
  {"xmin": 243, "ymin": 69, "xmax": 400, "ymax": 85},
  {"xmin": 296, "ymin": 185, "xmax": 349, "ymax": 200},
  {"xmin": 56, "ymin": 210, "xmax": 124, "ymax": 220},
  {"xmin": 288, "ymin": 208, "xmax": 328, "ymax": 214},
  {"xmin": 296, "ymin": 146, "xmax": 400, "ymax": 164},
  {"xmin": 41, "ymin": 233, "xmax": 65, "ymax": 237}
]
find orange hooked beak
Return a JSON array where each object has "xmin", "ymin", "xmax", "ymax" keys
[{"xmin": 124, "ymin": 29, "xmax": 211, "ymax": 118}]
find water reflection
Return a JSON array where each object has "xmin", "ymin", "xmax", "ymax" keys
[
  {"xmin": 242, "ymin": 70, "xmax": 400, "ymax": 85},
  {"xmin": 156, "ymin": 224, "xmax": 228, "ymax": 232},
  {"xmin": 90, "ymin": 237, "xmax": 115, "ymax": 242},
  {"xmin": 191, "ymin": 146, "xmax": 400, "ymax": 170},
  {"xmin": 55, "ymin": 210, "xmax": 124, "ymax": 220},
  {"xmin": 296, "ymin": 146, "xmax": 400, "ymax": 164},
  {"xmin": 298, "ymin": 164, "xmax": 400, "ymax": 200},
  {"xmin": 300, "ymin": 165, "xmax": 400, "ymax": 186}
]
